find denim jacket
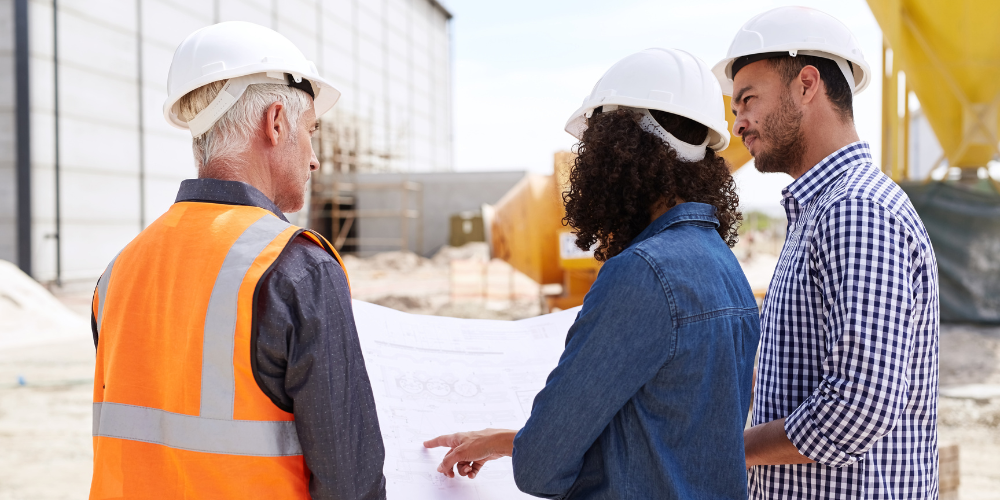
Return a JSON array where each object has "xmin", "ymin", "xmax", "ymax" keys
[{"xmin": 512, "ymin": 202, "xmax": 761, "ymax": 499}]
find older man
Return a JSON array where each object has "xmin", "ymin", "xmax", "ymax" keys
[
  {"xmin": 89, "ymin": 22, "xmax": 385, "ymax": 499},
  {"xmin": 714, "ymin": 6, "xmax": 940, "ymax": 499}
]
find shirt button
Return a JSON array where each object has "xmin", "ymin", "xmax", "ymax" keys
[{"xmin": 789, "ymin": 223, "xmax": 796, "ymax": 232}]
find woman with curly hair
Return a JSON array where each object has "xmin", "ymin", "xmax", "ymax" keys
[{"xmin": 426, "ymin": 49, "xmax": 761, "ymax": 499}]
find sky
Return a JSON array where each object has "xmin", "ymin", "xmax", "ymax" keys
[{"xmin": 442, "ymin": 0, "xmax": 886, "ymax": 216}]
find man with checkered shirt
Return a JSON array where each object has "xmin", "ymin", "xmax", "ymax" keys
[{"xmin": 715, "ymin": 7, "xmax": 940, "ymax": 499}]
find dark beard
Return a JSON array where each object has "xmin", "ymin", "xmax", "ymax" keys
[{"xmin": 750, "ymin": 90, "xmax": 806, "ymax": 175}]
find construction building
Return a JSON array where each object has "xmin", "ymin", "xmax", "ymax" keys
[{"xmin": 0, "ymin": 0, "xmax": 453, "ymax": 284}]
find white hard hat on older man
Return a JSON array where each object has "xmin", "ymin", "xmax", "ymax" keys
[{"xmin": 163, "ymin": 21, "xmax": 340, "ymax": 137}]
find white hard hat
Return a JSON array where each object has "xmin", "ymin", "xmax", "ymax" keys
[
  {"xmin": 712, "ymin": 6, "xmax": 871, "ymax": 96},
  {"xmin": 163, "ymin": 21, "xmax": 341, "ymax": 137},
  {"xmin": 565, "ymin": 48, "xmax": 731, "ymax": 158}
]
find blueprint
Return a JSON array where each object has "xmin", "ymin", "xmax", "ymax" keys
[{"xmin": 352, "ymin": 300, "xmax": 580, "ymax": 500}]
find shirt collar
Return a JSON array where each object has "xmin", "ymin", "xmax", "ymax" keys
[
  {"xmin": 783, "ymin": 141, "xmax": 873, "ymax": 208},
  {"xmin": 175, "ymin": 178, "xmax": 289, "ymax": 222},
  {"xmin": 631, "ymin": 202, "xmax": 719, "ymax": 247}
]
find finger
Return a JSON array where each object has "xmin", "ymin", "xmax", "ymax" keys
[
  {"xmin": 468, "ymin": 459, "xmax": 486, "ymax": 479},
  {"xmin": 424, "ymin": 434, "xmax": 461, "ymax": 449},
  {"xmin": 457, "ymin": 461, "xmax": 474, "ymax": 477},
  {"xmin": 437, "ymin": 447, "xmax": 465, "ymax": 476}
]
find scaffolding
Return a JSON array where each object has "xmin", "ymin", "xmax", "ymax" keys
[{"xmin": 309, "ymin": 115, "xmax": 423, "ymax": 254}]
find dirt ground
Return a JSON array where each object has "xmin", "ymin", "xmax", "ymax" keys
[{"xmin": 1, "ymin": 248, "xmax": 998, "ymax": 499}]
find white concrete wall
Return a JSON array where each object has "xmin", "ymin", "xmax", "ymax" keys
[
  {"xmin": 15, "ymin": 0, "xmax": 451, "ymax": 283},
  {"xmin": 354, "ymin": 171, "xmax": 526, "ymax": 257},
  {"xmin": 0, "ymin": 0, "xmax": 16, "ymax": 264}
]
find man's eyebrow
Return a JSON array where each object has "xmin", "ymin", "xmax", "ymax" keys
[{"xmin": 733, "ymin": 86, "xmax": 753, "ymax": 105}]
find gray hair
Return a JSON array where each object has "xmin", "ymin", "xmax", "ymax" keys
[{"xmin": 176, "ymin": 81, "xmax": 313, "ymax": 169}]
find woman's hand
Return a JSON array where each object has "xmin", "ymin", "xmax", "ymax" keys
[{"xmin": 423, "ymin": 428, "xmax": 518, "ymax": 479}]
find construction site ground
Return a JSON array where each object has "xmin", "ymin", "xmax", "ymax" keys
[{"xmin": 1, "ymin": 244, "xmax": 998, "ymax": 499}]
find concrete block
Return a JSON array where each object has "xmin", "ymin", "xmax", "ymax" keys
[
  {"xmin": 29, "ymin": 164, "xmax": 55, "ymax": 221},
  {"xmin": 144, "ymin": 175, "xmax": 186, "ymax": 222},
  {"xmin": 60, "ymin": 220, "xmax": 139, "ymax": 280},
  {"xmin": 59, "ymin": 116, "xmax": 140, "ymax": 174},
  {"xmin": 0, "ymin": 162, "xmax": 15, "ymax": 219},
  {"xmin": 142, "ymin": 0, "xmax": 208, "ymax": 49},
  {"xmin": 141, "ymin": 41, "xmax": 174, "ymax": 92},
  {"xmin": 57, "ymin": 66, "xmax": 138, "ymax": 128},
  {"xmin": 28, "ymin": 54, "xmax": 54, "ymax": 111},
  {"xmin": 278, "ymin": 0, "xmax": 316, "ymax": 24},
  {"xmin": 387, "ymin": 52, "xmax": 408, "ymax": 81},
  {"xmin": 29, "ymin": 110, "xmax": 54, "ymax": 166},
  {"xmin": 58, "ymin": 24, "xmax": 138, "ymax": 89},
  {"xmin": 60, "ymin": 0, "xmax": 136, "ymax": 33},
  {"xmin": 29, "ymin": 1, "xmax": 53, "ymax": 58},
  {"xmin": 939, "ymin": 443, "xmax": 959, "ymax": 499},
  {"xmin": 60, "ymin": 169, "xmax": 141, "ymax": 224},
  {"xmin": 30, "ymin": 219, "xmax": 57, "ymax": 281},
  {"xmin": 144, "ymin": 131, "xmax": 195, "ymax": 176},
  {"xmin": 359, "ymin": 63, "xmax": 383, "ymax": 97},
  {"xmin": 229, "ymin": 0, "xmax": 271, "ymax": 14},
  {"xmin": 324, "ymin": 0, "xmax": 353, "ymax": 25},
  {"xmin": 0, "ymin": 53, "xmax": 14, "ymax": 109},
  {"xmin": 321, "ymin": 46, "xmax": 354, "ymax": 85},
  {"xmin": 357, "ymin": 8, "xmax": 381, "ymax": 43},
  {"xmin": 0, "ymin": 0, "xmax": 13, "ymax": 53},
  {"xmin": 358, "ymin": 36, "xmax": 382, "ymax": 73},
  {"xmin": 322, "ymin": 13, "xmax": 353, "ymax": 52},
  {"xmin": 0, "ymin": 108, "xmax": 14, "ymax": 161},
  {"xmin": 360, "ymin": 0, "xmax": 382, "ymax": 18},
  {"xmin": 219, "ymin": 0, "xmax": 270, "ymax": 26}
]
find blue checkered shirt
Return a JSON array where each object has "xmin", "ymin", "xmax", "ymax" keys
[{"xmin": 749, "ymin": 142, "xmax": 940, "ymax": 499}]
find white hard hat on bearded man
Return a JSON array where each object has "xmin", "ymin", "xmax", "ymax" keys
[{"xmin": 711, "ymin": 6, "xmax": 871, "ymax": 96}]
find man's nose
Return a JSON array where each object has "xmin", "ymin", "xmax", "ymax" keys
[
  {"xmin": 733, "ymin": 116, "xmax": 748, "ymax": 137},
  {"xmin": 309, "ymin": 149, "xmax": 320, "ymax": 172}
]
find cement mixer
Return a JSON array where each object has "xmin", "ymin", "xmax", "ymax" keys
[{"xmin": 868, "ymin": 0, "xmax": 1000, "ymax": 179}]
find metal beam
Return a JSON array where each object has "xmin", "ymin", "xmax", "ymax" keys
[{"xmin": 14, "ymin": 0, "xmax": 31, "ymax": 275}]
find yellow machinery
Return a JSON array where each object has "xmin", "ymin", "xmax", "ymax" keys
[
  {"xmin": 488, "ymin": 103, "xmax": 751, "ymax": 311},
  {"xmin": 868, "ymin": 0, "xmax": 1000, "ymax": 179}
]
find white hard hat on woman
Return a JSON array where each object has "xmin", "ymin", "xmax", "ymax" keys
[
  {"xmin": 711, "ymin": 6, "xmax": 871, "ymax": 96},
  {"xmin": 564, "ymin": 48, "xmax": 731, "ymax": 162},
  {"xmin": 163, "ymin": 21, "xmax": 340, "ymax": 137}
]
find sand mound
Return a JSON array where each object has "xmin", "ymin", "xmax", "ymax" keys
[{"xmin": 0, "ymin": 260, "xmax": 90, "ymax": 349}]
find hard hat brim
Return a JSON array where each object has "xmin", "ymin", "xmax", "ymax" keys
[
  {"xmin": 162, "ymin": 63, "xmax": 342, "ymax": 131},
  {"xmin": 564, "ymin": 97, "xmax": 731, "ymax": 153},
  {"xmin": 712, "ymin": 44, "xmax": 871, "ymax": 96}
]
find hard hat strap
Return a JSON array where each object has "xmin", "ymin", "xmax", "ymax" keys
[
  {"xmin": 634, "ymin": 108, "xmax": 709, "ymax": 162},
  {"xmin": 186, "ymin": 73, "xmax": 290, "ymax": 138}
]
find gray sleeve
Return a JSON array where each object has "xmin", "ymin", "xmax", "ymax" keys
[{"xmin": 255, "ymin": 236, "xmax": 387, "ymax": 500}]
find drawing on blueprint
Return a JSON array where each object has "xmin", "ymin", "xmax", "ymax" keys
[{"xmin": 352, "ymin": 300, "xmax": 580, "ymax": 500}]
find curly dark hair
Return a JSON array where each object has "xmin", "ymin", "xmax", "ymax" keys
[{"xmin": 562, "ymin": 108, "xmax": 741, "ymax": 262}]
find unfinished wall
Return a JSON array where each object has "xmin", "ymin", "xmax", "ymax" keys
[
  {"xmin": 353, "ymin": 171, "xmax": 526, "ymax": 257},
  {"xmin": 0, "ymin": 0, "xmax": 15, "ymax": 264},
  {"xmin": 15, "ymin": 0, "xmax": 452, "ymax": 283}
]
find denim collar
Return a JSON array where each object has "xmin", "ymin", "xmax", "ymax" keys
[
  {"xmin": 782, "ymin": 141, "xmax": 872, "ymax": 210},
  {"xmin": 630, "ymin": 202, "xmax": 719, "ymax": 248},
  {"xmin": 175, "ymin": 178, "xmax": 288, "ymax": 222}
]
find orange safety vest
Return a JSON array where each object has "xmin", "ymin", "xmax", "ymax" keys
[{"xmin": 90, "ymin": 202, "xmax": 348, "ymax": 499}]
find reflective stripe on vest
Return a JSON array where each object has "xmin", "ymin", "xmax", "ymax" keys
[
  {"xmin": 93, "ymin": 213, "xmax": 300, "ymax": 457},
  {"xmin": 92, "ymin": 402, "xmax": 301, "ymax": 456},
  {"xmin": 94, "ymin": 252, "xmax": 118, "ymax": 337}
]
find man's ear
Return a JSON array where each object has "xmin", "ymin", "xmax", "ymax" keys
[
  {"xmin": 264, "ymin": 101, "xmax": 285, "ymax": 147},
  {"xmin": 798, "ymin": 65, "xmax": 822, "ymax": 104}
]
